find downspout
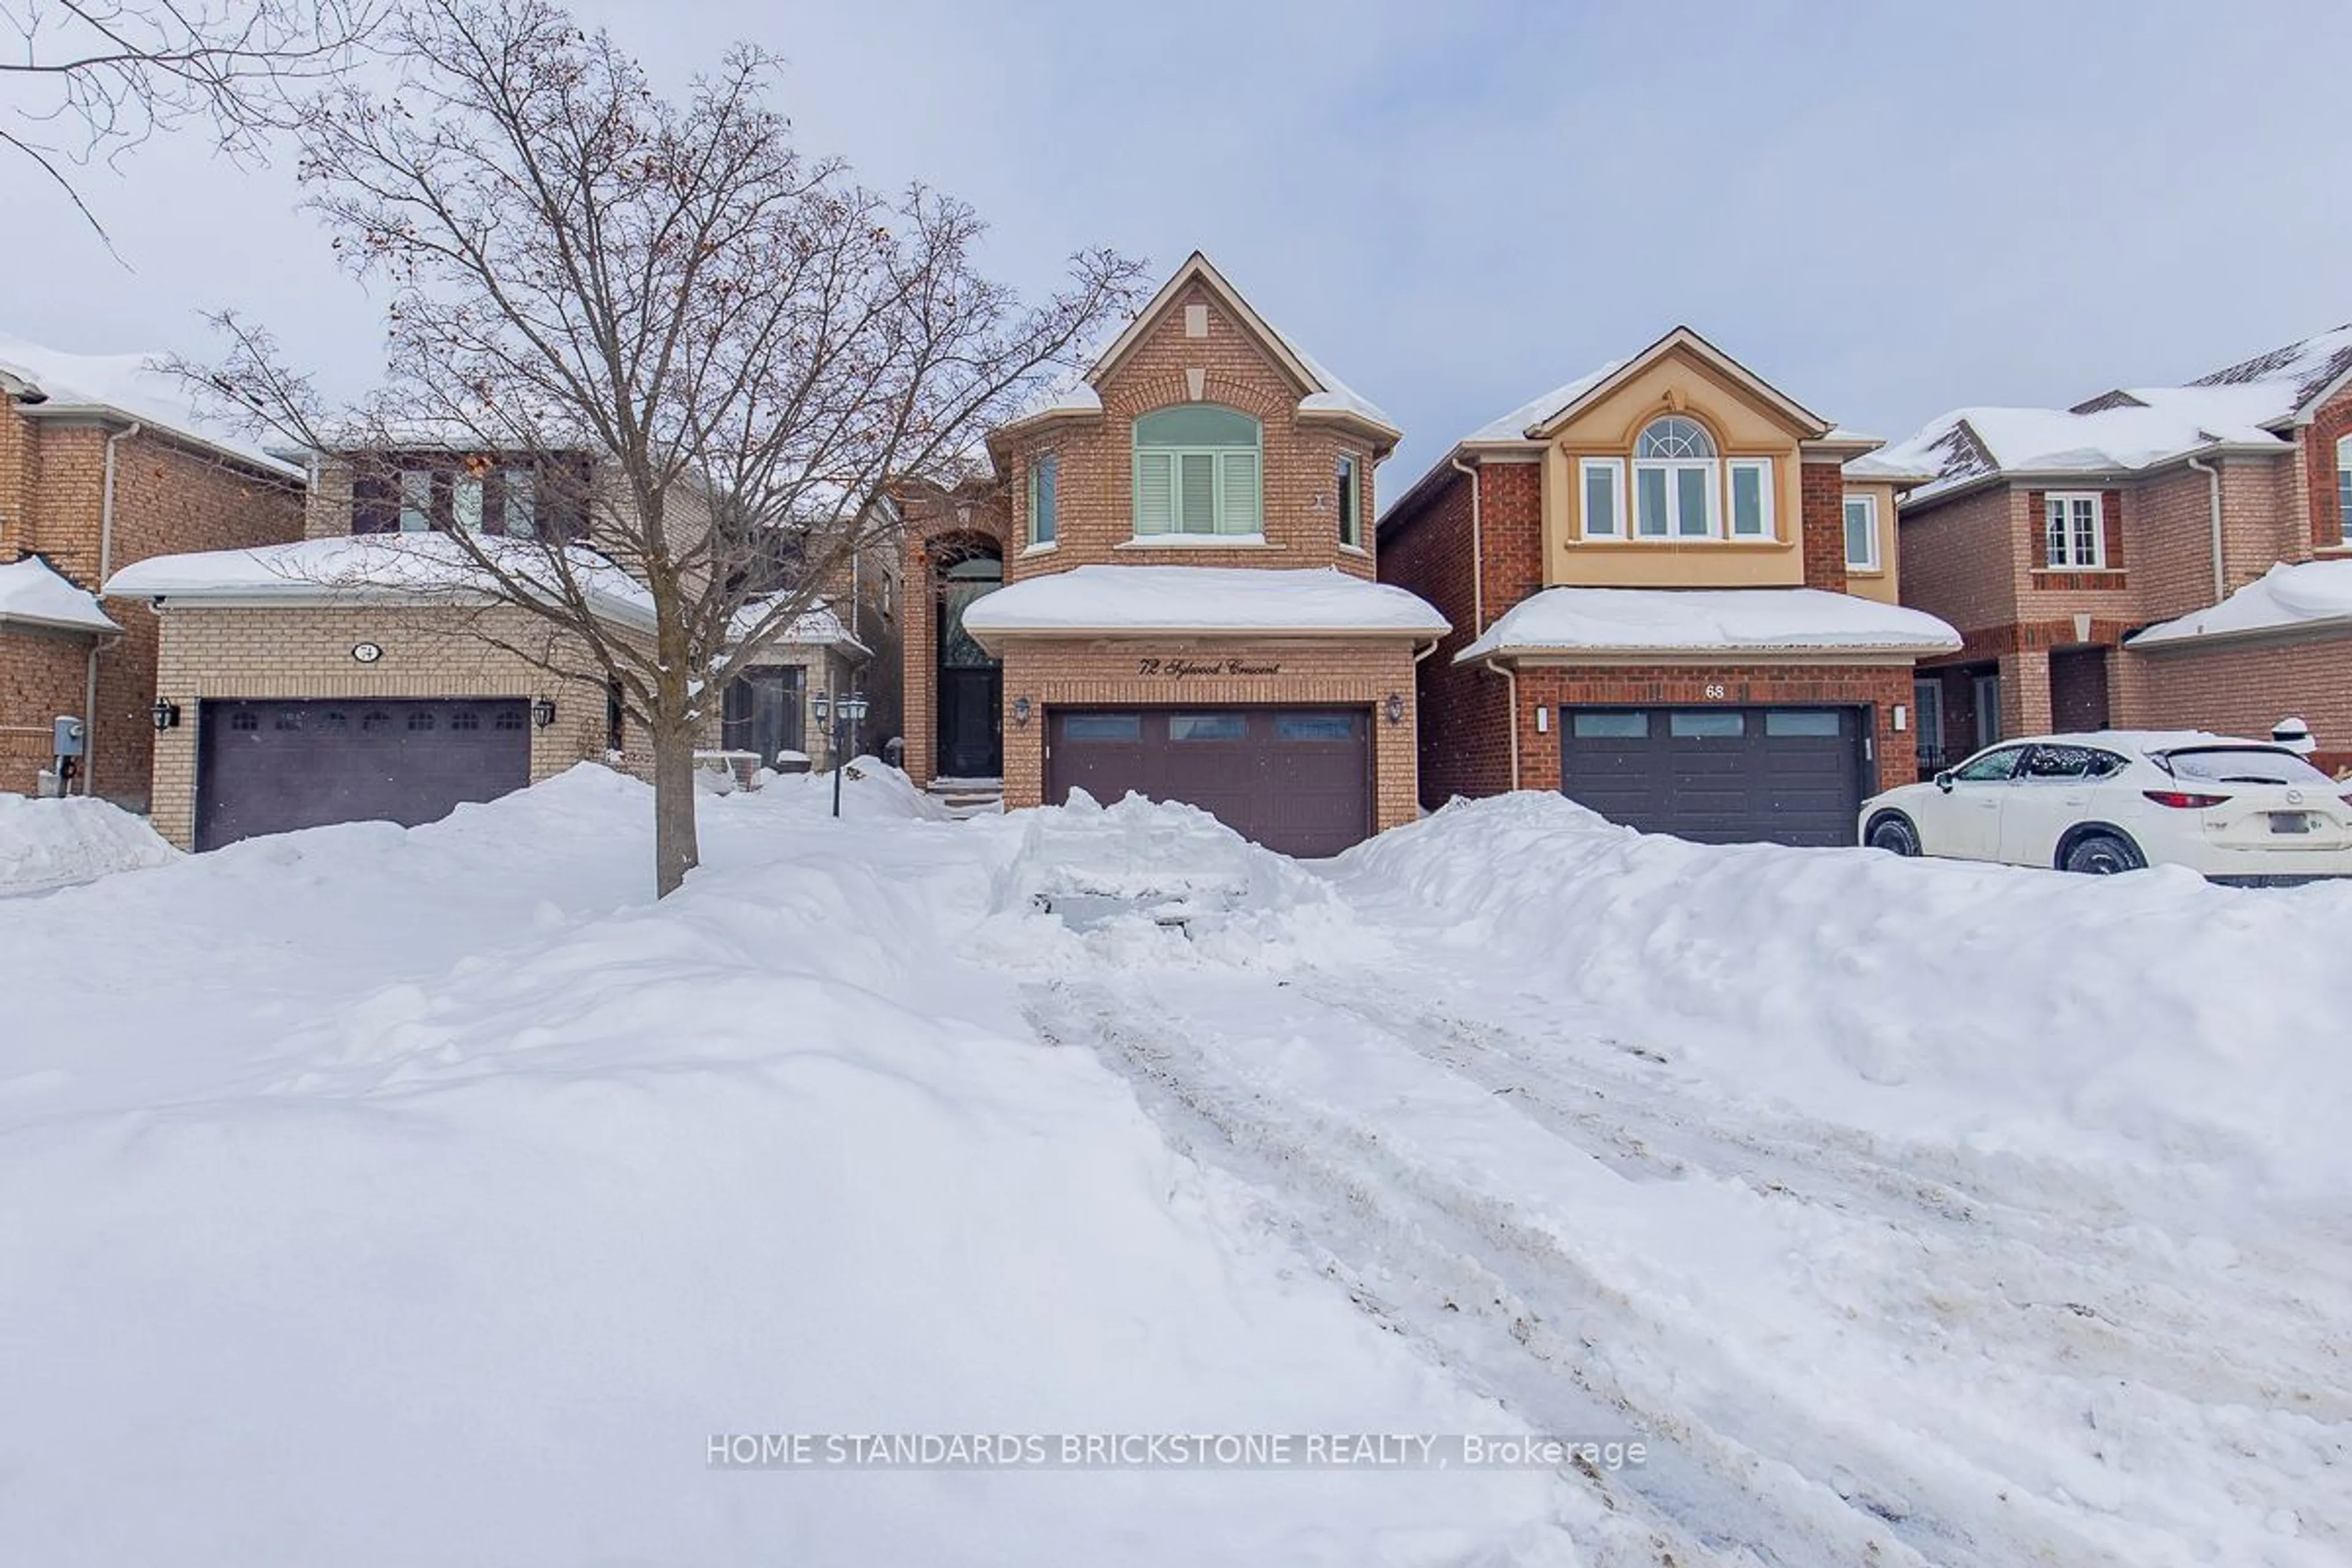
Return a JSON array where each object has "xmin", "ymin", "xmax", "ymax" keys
[
  {"xmin": 83, "ymin": 418, "xmax": 143, "ymax": 796},
  {"xmin": 2186, "ymin": 453, "xmax": 2223, "ymax": 603},
  {"xmin": 1481, "ymin": 655, "xmax": 1520, "ymax": 791},
  {"xmin": 1450, "ymin": 453, "xmax": 1483, "ymax": 634}
]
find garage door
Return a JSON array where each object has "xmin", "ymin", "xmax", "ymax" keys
[
  {"xmin": 195, "ymin": 698, "xmax": 533, "ymax": 851},
  {"xmin": 1558, "ymin": 706, "xmax": 1866, "ymax": 848},
  {"xmin": 1046, "ymin": 707, "xmax": 1371, "ymax": 858}
]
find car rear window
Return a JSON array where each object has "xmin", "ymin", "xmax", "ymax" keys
[{"xmin": 2159, "ymin": 747, "xmax": 2331, "ymax": 786}]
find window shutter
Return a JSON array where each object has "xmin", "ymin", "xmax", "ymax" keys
[
  {"xmin": 1219, "ymin": 451, "xmax": 1260, "ymax": 534},
  {"xmin": 1179, "ymin": 452, "xmax": 1217, "ymax": 533},
  {"xmin": 1136, "ymin": 451, "xmax": 1174, "ymax": 534}
]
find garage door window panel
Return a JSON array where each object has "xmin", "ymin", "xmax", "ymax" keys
[
  {"xmin": 1169, "ymin": 713, "xmax": 1247, "ymax": 741},
  {"xmin": 1062, "ymin": 714, "xmax": 1142, "ymax": 742},
  {"xmin": 1571, "ymin": 710, "xmax": 1649, "ymax": 739},
  {"xmin": 1275, "ymin": 714, "xmax": 1356, "ymax": 741},
  {"xmin": 1765, "ymin": 710, "xmax": 1842, "ymax": 737},
  {"xmin": 1670, "ymin": 712, "xmax": 1745, "ymax": 739}
]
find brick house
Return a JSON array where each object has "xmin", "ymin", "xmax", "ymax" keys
[
  {"xmin": 1, "ymin": 334, "xmax": 306, "ymax": 802},
  {"xmin": 1377, "ymin": 328, "xmax": 1959, "ymax": 847},
  {"xmin": 105, "ymin": 447, "xmax": 869, "ymax": 850},
  {"xmin": 899, "ymin": 252, "xmax": 1447, "ymax": 855},
  {"xmin": 1882, "ymin": 324, "xmax": 2352, "ymax": 776}
]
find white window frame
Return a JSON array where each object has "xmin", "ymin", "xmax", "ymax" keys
[
  {"xmin": 2335, "ymin": 434, "xmax": 2351, "ymax": 543},
  {"xmin": 1336, "ymin": 451, "xmax": 1363, "ymax": 548},
  {"xmin": 2043, "ymin": 491, "xmax": 2105, "ymax": 568},
  {"xmin": 1727, "ymin": 458, "xmax": 1774, "ymax": 540},
  {"xmin": 1027, "ymin": 450, "xmax": 1058, "ymax": 549},
  {"xmin": 1578, "ymin": 457, "xmax": 1625, "ymax": 539},
  {"xmin": 1132, "ymin": 409, "xmax": 1263, "ymax": 539},
  {"xmin": 1842, "ymin": 491, "xmax": 1880, "ymax": 570},
  {"xmin": 397, "ymin": 469, "xmax": 433, "ymax": 532},
  {"xmin": 1632, "ymin": 417, "xmax": 1721, "ymax": 539}
]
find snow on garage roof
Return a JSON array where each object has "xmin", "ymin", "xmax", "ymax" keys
[
  {"xmin": 104, "ymin": 534, "xmax": 659, "ymax": 633},
  {"xmin": 1457, "ymin": 586, "xmax": 1960, "ymax": 663},
  {"xmin": 0, "ymin": 555, "xmax": 121, "ymax": 635},
  {"xmin": 2127, "ymin": 558, "xmax": 2352, "ymax": 649},
  {"xmin": 957, "ymin": 565, "xmax": 1449, "ymax": 645}
]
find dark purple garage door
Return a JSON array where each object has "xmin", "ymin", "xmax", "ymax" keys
[
  {"xmin": 195, "ymin": 698, "xmax": 533, "ymax": 851},
  {"xmin": 1046, "ymin": 707, "xmax": 1372, "ymax": 858},
  {"xmin": 1558, "ymin": 705, "xmax": 1868, "ymax": 848}
]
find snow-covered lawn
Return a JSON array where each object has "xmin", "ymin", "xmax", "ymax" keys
[
  {"xmin": 2, "ymin": 769, "xmax": 2345, "ymax": 1565},
  {"xmin": 0, "ymin": 793, "xmax": 178, "ymax": 894}
]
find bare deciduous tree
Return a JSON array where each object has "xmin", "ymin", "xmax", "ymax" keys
[
  {"xmin": 204, "ymin": 0, "xmax": 1143, "ymax": 896},
  {"xmin": 1, "ymin": 0, "xmax": 384, "ymax": 233}
]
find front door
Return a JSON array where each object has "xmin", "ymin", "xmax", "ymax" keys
[{"xmin": 937, "ymin": 565, "xmax": 1003, "ymax": 778}]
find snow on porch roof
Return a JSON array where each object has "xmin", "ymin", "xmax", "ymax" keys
[
  {"xmin": 1456, "ymin": 586, "xmax": 1961, "ymax": 663},
  {"xmin": 0, "ymin": 554, "xmax": 121, "ymax": 635},
  {"xmin": 2127, "ymin": 557, "xmax": 2352, "ymax": 649},
  {"xmin": 957, "ymin": 564, "xmax": 1449, "ymax": 646}
]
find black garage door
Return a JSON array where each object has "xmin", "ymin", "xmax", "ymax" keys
[
  {"xmin": 1046, "ymin": 707, "xmax": 1371, "ymax": 858},
  {"xmin": 1558, "ymin": 706, "xmax": 1867, "ymax": 848},
  {"xmin": 195, "ymin": 698, "xmax": 533, "ymax": 851}
]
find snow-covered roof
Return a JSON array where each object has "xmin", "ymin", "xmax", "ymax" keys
[
  {"xmin": 1886, "ymin": 325, "xmax": 2352, "ymax": 505},
  {"xmin": 958, "ymin": 565, "xmax": 1448, "ymax": 645},
  {"xmin": 2127, "ymin": 559, "xmax": 2352, "ymax": 650},
  {"xmin": 0, "ymin": 333, "xmax": 302, "ymax": 480},
  {"xmin": 1464, "ymin": 363, "xmax": 1622, "ymax": 442},
  {"xmin": 104, "ymin": 534, "xmax": 658, "ymax": 633},
  {"xmin": 1456, "ymin": 586, "xmax": 1961, "ymax": 663},
  {"xmin": 727, "ymin": 594, "xmax": 870, "ymax": 657},
  {"xmin": 0, "ymin": 554, "xmax": 121, "ymax": 635}
]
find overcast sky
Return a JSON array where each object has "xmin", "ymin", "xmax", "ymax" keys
[{"xmin": 5, "ymin": 0, "xmax": 2348, "ymax": 492}]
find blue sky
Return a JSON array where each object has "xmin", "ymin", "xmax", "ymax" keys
[{"xmin": 5, "ymin": 0, "xmax": 2349, "ymax": 492}]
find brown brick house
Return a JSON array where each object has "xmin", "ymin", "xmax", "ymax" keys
[
  {"xmin": 1, "ymin": 334, "xmax": 306, "ymax": 802},
  {"xmin": 1378, "ymin": 328, "xmax": 1959, "ymax": 847},
  {"xmin": 900, "ymin": 252, "xmax": 1447, "ymax": 856},
  {"xmin": 105, "ymin": 447, "xmax": 869, "ymax": 850},
  {"xmin": 1883, "ymin": 324, "xmax": 2352, "ymax": 775}
]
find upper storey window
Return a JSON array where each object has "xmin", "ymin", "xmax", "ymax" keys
[
  {"xmin": 1580, "ymin": 415, "xmax": 1772, "ymax": 542},
  {"xmin": 2336, "ymin": 434, "xmax": 2351, "ymax": 541},
  {"xmin": 1134, "ymin": 405, "xmax": 1262, "ymax": 537},
  {"xmin": 356, "ymin": 454, "xmax": 579, "ymax": 541}
]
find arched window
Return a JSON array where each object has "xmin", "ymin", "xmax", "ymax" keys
[
  {"xmin": 1632, "ymin": 416, "xmax": 1720, "ymax": 538},
  {"xmin": 2337, "ymin": 434, "xmax": 2351, "ymax": 543},
  {"xmin": 1133, "ymin": 405, "xmax": 1262, "ymax": 538}
]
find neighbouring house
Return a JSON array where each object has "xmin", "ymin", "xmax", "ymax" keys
[
  {"xmin": 1882, "ymin": 324, "xmax": 2352, "ymax": 775},
  {"xmin": 105, "ymin": 445, "xmax": 869, "ymax": 851},
  {"xmin": 899, "ymin": 251, "xmax": 1448, "ymax": 856},
  {"xmin": 1377, "ymin": 327, "xmax": 1959, "ymax": 848},
  {"xmin": 0, "ymin": 334, "xmax": 307, "ymax": 803}
]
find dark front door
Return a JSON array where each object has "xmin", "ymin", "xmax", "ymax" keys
[
  {"xmin": 937, "ymin": 571, "xmax": 1003, "ymax": 778},
  {"xmin": 721, "ymin": 666, "xmax": 807, "ymax": 767},
  {"xmin": 1046, "ymin": 707, "xmax": 1373, "ymax": 858},
  {"xmin": 195, "ymin": 698, "xmax": 533, "ymax": 851},
  {"xmin": 1558, "ymin": 706, "xmax": 1867, "ymax": 848}
]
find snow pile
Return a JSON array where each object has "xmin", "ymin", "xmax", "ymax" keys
[
  {"xmin": 1458, "ymin": 584, "xmax": 1959, "ymax": 660},
  {"xmin": 728, "ymin": 756, "xmax": 958, "ymax": 820},
  {"xmin": 0, "ymin": 555, "xmax": 119, "ymax": 634},
  {"xmin": 2130, "ymin": 557, "xmax": 2352, "ymax": 647},
  {"xmin": 0, "ymin": 794, "xmax": 178, "ymax": 892},
  {"xmin": 0, "ymin": 771, "xmax": 1567, "ymax": 1566},
  {"xmin": 960, "ymin": 564, "xmax": 1449, "ymax": 640},
  {"xmin": 1337, "ymin": 793, "xmax": 2352, "ymax": 1196}
]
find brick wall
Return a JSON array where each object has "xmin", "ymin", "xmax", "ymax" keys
[
  {"xmin": 895, "ymin": 485, "xmax": 1010, "ymax": 790},
  {"xmin": 2303, "ymin": 391, "xmax": 2352, "ymax": 552},
  {"xmin": 1800, "ymin": 461, "xmax": 1848, "ymax": 592},
  {"xmin": 1898, "ymin": 485, "xmax": 2021, "ymax": 637},
  {"xmin": 997, "ymin": 636, "xmax": 1422, "ymax": 832},
  {"xmin": 2115, "ymin": 631, "xmax": 2352, "ymax": 776},
  {"xmin": 1375, "ymin": 463, "xmax": 1515, "ymax": 803},
  {"xmin": 0, "ymin": 627, "xmax": 92, "ymax": 793},
  {"xmin": 1508, "ymin": 661, "xmax": 1917, "ymax": 794},
  {"xmin": 997, "ymin": 278, "xmax": 1383, "ymax": 581},
  {"xmin": 145, "ymin": 602, "xmax": 655, "ymax": 848}
]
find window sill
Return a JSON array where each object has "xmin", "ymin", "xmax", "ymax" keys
[
  {"xmin": 1845, "ymin": 561, "xmax": 1885, "ymax": 576},
  {"xmin": 1020, "ymin": 540, "xmax": 1058, "ymax": 557},
  {"xmin": 1572, "ymin": 535, "xmax": 1785, "ymax": 549},
  {"xmin": 1338, "ymin": 541, "xmax": 1370, "ymax": 557},
  {"xmin": 1117, "ymin": 533, "xmax": 1277, "ymax": 550}
]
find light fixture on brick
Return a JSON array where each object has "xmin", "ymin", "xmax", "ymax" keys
[
  {"xmin": 150, "ymin": 698, "xmax": 180, "ymax": 733},
  {"xmin": 1384, "ymin": 693, "xmax": 1406, "ymax": 724},
  {"xmin": 531, "ymin": 696, "xmax": 557, "ymax": 729},
  {"xmin": 1011, "ymin": 696, "xmax": 1033, "ymax": 725}
]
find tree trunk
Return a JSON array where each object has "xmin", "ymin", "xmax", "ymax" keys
[{"xmin": 652, "ymin": 718, "xmax": 699, "ymax": 897}]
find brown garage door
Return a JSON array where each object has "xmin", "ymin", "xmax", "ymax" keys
[
  {"xmin": 1046, "ymin": 707, "xmax": 1372, "ymax": 858},
  {"xmin": 195, "ymin": 698, "xmax": 533, "ymax": 851},
  {"xmin": 1558, "ymin": 706, "xmax": 1867, "ymax": 848}
]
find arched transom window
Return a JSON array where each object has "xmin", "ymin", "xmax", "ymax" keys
[
  {"xmin": 1578, "ymin": 413, "xmax": 1774, "ymax": 541},
  {"xmin": 1134, "ymin": 405, "xmax": 1262, "ymax": 537}
]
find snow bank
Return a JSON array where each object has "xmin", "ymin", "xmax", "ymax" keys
[
  {"xmin": 1457, "ymin": 584, "xmax": 1959, "ymax": 661},
  {"xmin": 723, "ymin": 755, "xmax": 957, "ymax": 820},
  {"xmin": 1337, "ymin": 793, "xmax": 2352, "ymax": 1196},
  {"xmin": 0, "ymin": 794, "xmax": 177, "ymax": 891}
]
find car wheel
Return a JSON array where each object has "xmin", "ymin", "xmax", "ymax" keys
[
  {"xmin": 2062, "ymin": 831, "xmax": 2145, "ymax": 875},
  {"xmin": 1865, "ymin": 812, "xmax": 1921, "ymax": 857}
]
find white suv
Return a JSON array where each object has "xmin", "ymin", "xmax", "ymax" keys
[{"xmin": 1859, "ymin": 731, "xmax": 2352, "ymax": 882}]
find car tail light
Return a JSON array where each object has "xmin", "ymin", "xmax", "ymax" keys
[{"xmin": 2143, "ymin": 790, "xmax": 2229, "ymax": 809}]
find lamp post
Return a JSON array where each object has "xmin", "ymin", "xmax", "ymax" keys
[{"xmin": 812, "ymin": 690, "xmax": 869, "ymax": 818}]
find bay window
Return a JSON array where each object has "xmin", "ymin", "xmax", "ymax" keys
[
  {"xmin": 2044, "ymin": 491, "xmax": 2104, "ymax": 568},
  {"xmin": 1133, "ymin": 405, "xmax": 1261, "ymax": 537}
]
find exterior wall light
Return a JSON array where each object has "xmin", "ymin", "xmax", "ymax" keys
[
  {"xmin": 151, "ymin": 698, "xmax": 181, "ymax": 733},
  {"xmin": 531, "ymin": 696, "xmax": 557, "ymax": 729},
  {"xmin": 1011, "ymin": 696, "xmax": 1033, "ymax": 725},
  {"xmin": 1384, "ymin": 692, "xmax": 1407, "ymax": 724}
]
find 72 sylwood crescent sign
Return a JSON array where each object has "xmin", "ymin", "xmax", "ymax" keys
[{"xmin": 1136, "ymin": 655, "xmax": 1284, "ymax": 678}]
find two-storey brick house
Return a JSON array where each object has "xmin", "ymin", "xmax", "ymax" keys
[
  {"xmin": 105, "ymin": 446, "xmax": 869, "ymax": 850},
  {"xmin": 1883, "ymin": 324, "xmax": 2352, "ymax": 775},
  {"xmin": 1378, "ymin": 328, "xmax": 1959, "ymax": 847},
  {"xmin": 1, "ymin": 335, "xmax": 306, "ymax": 803},
  {"xmin": 899, "ymin": 252, "xmax": 1449, "ymax": 856}
]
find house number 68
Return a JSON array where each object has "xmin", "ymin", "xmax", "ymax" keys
[{"xmin": 1703, "ymin": 684, "xmax": 1726, "ymax": 699}]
